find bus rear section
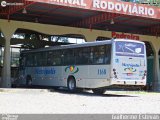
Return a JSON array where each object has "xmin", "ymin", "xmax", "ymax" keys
[{"xmin": 111, "ymin": 40, "xmax": 147, "ymax": 88}]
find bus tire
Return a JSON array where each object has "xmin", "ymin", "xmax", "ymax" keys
[
  {"xmin": 26, "ymin": 75, "xmax": 32, "ymax": 87},
  {"xmin": 67, "ymin": 77, "xmax": 76, "ymax": 92},
  {"xmin": 92, "ymin": 88, "xmax": 106, "ymax": 95}
]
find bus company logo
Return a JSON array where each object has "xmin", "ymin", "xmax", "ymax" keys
[
  {"xmin": 65, "ymin": 65, "xmax": 79, "ymax": 74},
  {"xmin": 122, "ymin": 63, "xmax": 140, "ymax": 67},
  {"xmin": 35, "ymin": 68, "xmax": 56, "ymax": 75},
  {"xmin": 123, "ymin": 67, "xmax": 137, "ymax": 76},
  {"xmin": 124, "ymin": 67, "xmax": 136, "ymax": 72}
]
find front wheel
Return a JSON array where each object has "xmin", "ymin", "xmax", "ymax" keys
[
  {"xmin": 92, "ymin": 88, "xmax": 106, "ymax": 95},
  {"xmin": 67, "ymin": 77, "xmax": 76, "ymax": 92}
]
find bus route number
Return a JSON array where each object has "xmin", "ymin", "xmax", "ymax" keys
[{"xmin": 98, "ymin": 69, "xmax": 106, "ymax": 75}]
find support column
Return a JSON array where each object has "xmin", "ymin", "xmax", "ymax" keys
[
  {"xmin": 153, "ymin": 51, "xmax": 160, "ymax": 91},
  {"xmin": 2, "ymin": 37, "xmax": 11, "ymax": 87},
  {"xmin": 0, "ymin": 26, "xmax": 16, "ymax": 88}
]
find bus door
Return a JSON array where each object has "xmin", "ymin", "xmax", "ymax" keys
[
  {"xmin": 19, "ymin": 53, "xmax": 26, "ymax": 84},
  {"xmin": 112, "ymin": 41, "xmax": 147, "ymax": 84}
]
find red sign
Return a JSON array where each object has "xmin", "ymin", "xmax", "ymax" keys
[
  {"xmin": 27, "ymin": 0, "xmax": 160, "ymax": 19},
  {"xmin": 112, "ymin": 32, "xmax": 140, "ymax": 40}
]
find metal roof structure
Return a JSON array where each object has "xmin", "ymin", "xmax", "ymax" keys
[{"xmin": 0, "ymin": 0, "xmax": 160, "ymax": 37}]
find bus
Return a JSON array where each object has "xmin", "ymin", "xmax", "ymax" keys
[{"xmin": 17, "ymin": 39, "xmax": 147, "ymax": 94}]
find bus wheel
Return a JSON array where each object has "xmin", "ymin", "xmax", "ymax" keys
[
  {"xmin": 67, "ymin": 77, "xmax": 76, "ymax": 92},
  {"xmin": 26, "ymin": 76, "xmax": 32, "ymax": 87},
  {"xmin": 92, "ymin": 88, "xmax": 106, "ymax": 95}
]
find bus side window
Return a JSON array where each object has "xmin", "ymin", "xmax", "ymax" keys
[
  {"xmin": 91, "ymin": 45, "xmax": 111, "ymax": 65},
  {"xmin": 105, "ymin": 45, "xmax": 111, "ymax": 64},
  {"xmin": 89, "ymin": 47, "xmax": 94, "ymax": 64},
  {"xmin": 75, "ymin": 48, "xmax": 89, "ymax": 65},
  {"xmin": 53, "ymin": 50, "xmax": 62, "ymax": 65},
  {"xmin": 41, "ymin": 52, "xmax": 47, "ymax": 66},
  {"xmin": 19, "ymin": 54, "xmax": 26, "ymax": 70},
  {"xmin": 47, "ymin": 51, "xmax": 54, "ymax": 66},
  {"xmin": 63, "ymin": 49, "xmax": 75, "ymax": 65},
  {"xmin": 34, "ymin": 52, "xmax": 47, "ymax": 66},
  {"xmin": 26, "ymin": 54, "xmax": 35, "ymax": 67},
  {"xmin": 93, "ymin": 46, "xmax": 105, "ymax": 64},
  {"xmin": 47, "ymin": 51, "xmax": 62, "ymax": 66},
  {"xmin": 75, "ymin": 49, "xmax": 81, "ymax": 64}
]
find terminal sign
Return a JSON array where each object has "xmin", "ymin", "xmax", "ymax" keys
[
  {"xmin": 112, "ymin": 32, "xmax": 140, "ymax": 40},
  {"xmin": 28, "ymin": 0, "xmax": 160, "ymax": 19},
  {"xmin": 93, "ymin": 0, "xmax": 155, "ymax": 16},
  {"xmin": 50, "ymin": 0, "xmax": 87, "ymax": 6}
]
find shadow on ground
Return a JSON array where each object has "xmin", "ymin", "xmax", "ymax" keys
[
  {"xmin": 52, "ymin": 89, "xmax": 138, "ymax": 97},
  {"xmin": 14, "ymin": 85, "xmax": 138, "ymax": 97}
]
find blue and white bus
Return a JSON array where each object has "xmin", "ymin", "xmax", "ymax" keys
[{"xmin": 18, "ymin": 39, "xmax": 147, "ymax": 94}]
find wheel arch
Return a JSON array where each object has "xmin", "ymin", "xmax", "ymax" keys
[
  {"xmin": 67, "ymin": 75, "xmax": 76, "ymax": 83},
  {"xmin": 26, "ymin": 74, "xmax": 32, "ymax": 80},
  {"xmin": 26, "ymin": 74, "xmax": 32, "ymax": 85}
]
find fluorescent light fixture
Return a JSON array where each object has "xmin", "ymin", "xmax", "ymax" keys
[
  {"xmin": 22, "ymin": 8, "xmax": 27, "ymax": 14},
  {"xmin": 35, "ymin": 18, "xmax": 38, "ymax": 23},
  {"xmin": 110, "ymin": 19, "xmax": 114, "ymax": 24}
]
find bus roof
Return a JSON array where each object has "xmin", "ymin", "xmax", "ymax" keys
[
  {"xmin": 21, "ymin": 39, "xmax": 144, "ymax": 53},
  {"xmin": 114, "ymin": 39, "xmax": 145, "ymax": 44},
  {"xmin": 21, "ymin": 39, "xmax": 112, "ymax": 53}
]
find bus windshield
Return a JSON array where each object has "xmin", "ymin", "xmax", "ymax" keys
[{"xmin": 115, "ymin": 41, "xmax": 145, "ymax": 57}]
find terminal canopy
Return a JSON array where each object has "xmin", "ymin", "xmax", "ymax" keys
[{"xmin": 0, "ymin": 0, "xmax": 160, "ymax": 37}]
